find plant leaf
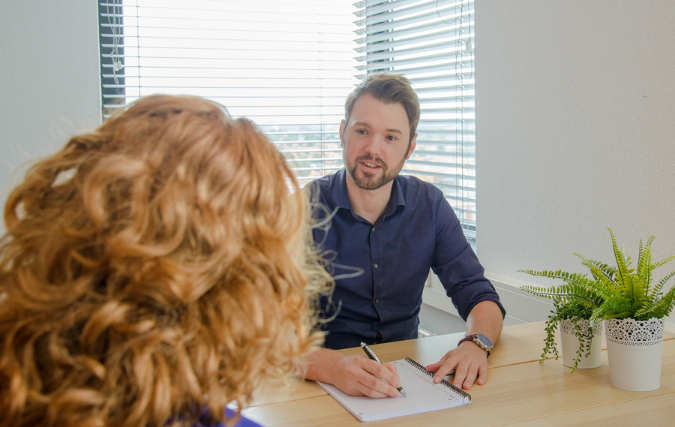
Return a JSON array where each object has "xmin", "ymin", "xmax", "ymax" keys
[
  {"xmin": 645, "ymin": 284, "xmax": 675, "ymax": 318},
  {"xmin": 592, "ymin": 295, "xmax": 634, "ymax": 321},
  {"xmin": 519, "ymin": 269, "xmax": 605, "ymax": 309},
  {"xmin": 608, "ymin": 228, "xmax": 630, "ymax": 287},
  {"xmin": 651, "ymin": 254, "xmax": 675, "ymax": 270},
  {"xmin": 650, "ymin": 269, "xmax": 675, "ymax": 300},
  {"xmin": 636, "ymin": 237, "xmax": 653, "ymax": 289}
]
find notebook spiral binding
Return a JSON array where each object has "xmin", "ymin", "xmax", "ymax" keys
[{"xmin": 404, "ymin": 357, "xmax": 472, "ymax": 401}]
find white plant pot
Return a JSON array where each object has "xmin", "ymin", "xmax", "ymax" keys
[
  {"xmin": 559, "ymin": 318, "xmax": 602, "ymax": 369},
  {"xmin": 604, "ymin": 317, "xmax": 664, "ymax": 391}
]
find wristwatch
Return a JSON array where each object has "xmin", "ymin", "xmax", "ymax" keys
[{"xmin": 458, "ymin": 333, "xmax": 493, "ymax": 357}]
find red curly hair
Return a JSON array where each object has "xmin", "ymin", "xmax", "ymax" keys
[{"xmin": 0, "ymin": 95, "xmax": 332, "ymax": 427}]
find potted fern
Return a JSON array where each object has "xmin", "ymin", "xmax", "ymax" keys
[
  {"xmin": 588, "ymin": 229, "xmax": 675, "ymax": 391},
  {"xmin": 523, "ymin": 228, "xmax": 675, "ymax": 390},
  {"xmin": 519, "ymin": 264, "xmax": 606, "ymax": 373}
]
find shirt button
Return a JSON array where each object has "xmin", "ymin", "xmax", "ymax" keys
[
  {"xmin": 374, "ymin": 264, "xmax": 378, "ymax": 268},
  {"xmin": 372, "ymin": 228, "xmax": 375, "ymax": 232},
  {"xmin": 375, "ymin": 299, "xmax": 379, "ymax": 303}
]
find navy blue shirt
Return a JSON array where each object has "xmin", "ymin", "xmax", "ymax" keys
[{"xmin": 310, "ymin": 169, "xmax": 505, "ymax": 350}]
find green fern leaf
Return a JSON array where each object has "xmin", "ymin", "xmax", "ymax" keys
[
  {"xmin": 608, "ymin": 228, "xmax": 631, "ymax": 287},
  {"xmin": 636, "ymin": 236, "xmax": 653, "ymax": 289},
  {"xmin": 581, "ymin": 258, "xmax": 618, "ymax": 281},
  {"xmin": 647, "ymin": 285, "xmax": 675, "ymax": 318},
  {"xmin": 526, "ymin": 229, "xmax": 675, "ymax": 322},
  {"xmin": 592, "ymin": 295, "xmax": 634, "ymax": 321},
  {"xmin": 651, "ymin": 254, "xmax": 675, "ymax": 270},
  {"xmin": 586, "ymin": 263, "xmax": 616, "ymax": 291},
  {"xmin": 520, "ymin": 284, "xmax": 567, "ymax": 300},
  {"xmin": 580, "ymin": 279, "xmax": 615, "ymax": 305},
  {"xmin": 620, "ymin": 273, "xmax": 651, "ymax": 311},
  {"xmin": 650, "ymin": 270, "xmax": 675, "ymax": 300}
]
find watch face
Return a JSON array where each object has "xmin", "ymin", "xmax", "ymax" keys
[{"xmin": 476, "ymin": 334, "xmax": 493, "ymax": 348}]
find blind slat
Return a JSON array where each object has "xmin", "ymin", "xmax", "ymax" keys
[
  {"xmin": 98, "ymin": 0, "xmax": 476, "ymax": 241},
  {"xmin": 352, "ymin": 0, "xmax": 476, "ymax": 240}
]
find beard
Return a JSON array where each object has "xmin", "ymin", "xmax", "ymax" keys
[{"xmin": 345, "ymin": 153, "xmax": 407, "ymax": 191}]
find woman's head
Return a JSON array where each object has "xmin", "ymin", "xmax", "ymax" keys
[{"xmin": 0, "ymin": 95, "xmax": 331, "ymax": 427}]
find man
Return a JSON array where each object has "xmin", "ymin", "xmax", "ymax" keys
[{"xmin": 303, "ymin": 73, "xmax": 505, "ymax": 397}]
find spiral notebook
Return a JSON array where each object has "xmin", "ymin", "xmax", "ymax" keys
[{"xmin": 317, "ymin": 357, "xmax": 471, "ymax": 422}]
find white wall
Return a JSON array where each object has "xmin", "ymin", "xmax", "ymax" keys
[
  {"xmin": 0, "ymin": 1, "xmax": 101, "ymax": 214},
  {"xmin": 2, "ymin": 0, "xmax": 673, "ymax": 328},
  {"xmin": 474, "ymin": 0, "xmax": 675, "ymax": 326}
]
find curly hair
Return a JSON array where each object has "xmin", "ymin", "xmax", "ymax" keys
[{"xmin": 0, "ymin": 95, "xmax": 333, "ymax": 427}]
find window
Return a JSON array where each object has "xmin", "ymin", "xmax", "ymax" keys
[
  {"xmin": 98, "ymin": 0, "xmax": 357, "ymax": 186},
  {"xmin": 354, "ymin": 0, "xmax": 476, "ymax": 243},
  {"xmin": 98, "ymin": 0, "xmax": 476, "ymax": 243}
]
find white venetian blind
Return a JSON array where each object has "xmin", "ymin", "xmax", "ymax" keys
[
  {"xmin": 98, "ymin": 0, "xmax": 358, "ymax": 185},
  {"xmin": 353, "ymin": 0, "xmax": 476, "ymax": 243},
  {"xmin": 98, "ymin": 0, "xmax": 478, "ymax": 243}
]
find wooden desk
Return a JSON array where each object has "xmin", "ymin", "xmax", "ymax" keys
[{"xmin": 243, "ymin": 322, "xmax": 675, "ymax": 426}]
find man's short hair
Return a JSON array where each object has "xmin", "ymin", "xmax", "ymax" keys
[{"xmin": 344, "ymin": 72, "xmax": 421, "ymax": 142}]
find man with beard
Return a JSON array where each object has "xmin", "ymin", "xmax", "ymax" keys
[{"xmin": 303, "ymin": 73, "xmax": 505, "ymax": 398}]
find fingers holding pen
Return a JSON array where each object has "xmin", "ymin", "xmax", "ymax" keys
[
  {"xmin": 341, "ymin": 356, "xmax": 401, "ymax": 398},
  {"xmin": 359, "ymin": 342, "xmax": 406, "ymax": 397},
  {"xmin": 362, "ymin": 360, "xmax": 402, "ymax": 397},
  {"xmin": 309, "ymin": 348, "xmax": 403, "ymax": 398}
]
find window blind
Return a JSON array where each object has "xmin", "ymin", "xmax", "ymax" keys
[
  {"xmin": 98, "ymin": 0, "xmax": 477, "ymax": 243},
  {"xmin": 353, "ymin": 0, "xmax": 476, "ymax": 243},
  {"xmin": 98, "ymin": 0, "xmax": 358, "ymax": 185}
]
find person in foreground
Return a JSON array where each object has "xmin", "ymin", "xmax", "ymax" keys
[
  {"xmin": 0, "ymin": 95, "xmax": 332, "ymax": 427},
  {"xmin": 303, "ymin": 73, "xmax": 505, "ymax": 396}
]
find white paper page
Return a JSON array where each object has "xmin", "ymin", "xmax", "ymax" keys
[{"xmin": 318, "ymin": 358, "xmax": 470, "ymax": 422}]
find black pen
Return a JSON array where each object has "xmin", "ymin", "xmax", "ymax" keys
[{"xmin": 360, "ymin": 342, "xmax": 407, "ymax": 397}]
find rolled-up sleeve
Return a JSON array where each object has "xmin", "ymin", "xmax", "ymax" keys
[{"xmin": 431, "ymin": 196, "xmax": 505, "ymax": 321}]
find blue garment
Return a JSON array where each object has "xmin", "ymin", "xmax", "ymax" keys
[
  {"xmin": 197, "ymin": 408, "xmax": 263, "ymax": 427},
  {"xmin": 311, "ymin": 169, "xmax": 505, "ymax": 350}
]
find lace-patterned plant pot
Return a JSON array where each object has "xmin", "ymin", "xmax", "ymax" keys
[
  {"xmin": 605, "ymin": 317, "xmax": 664, "ymax": 391},
  {"xmin": 559, "ymin": 318, "xmax": 602, "ymax": 369}
]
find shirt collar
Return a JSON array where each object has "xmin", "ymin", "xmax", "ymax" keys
[
  {"xmin": 332, "ymin": 168, "xmax": 407, "ymax": 220},
  {"xmin": 331, "ymin": 168, "xmax": 352, "ymax": 210}
]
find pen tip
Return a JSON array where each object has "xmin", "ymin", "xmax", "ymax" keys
[{"xmin": 400, "ymin": 389, "xmax": 407, "ymax": 398}]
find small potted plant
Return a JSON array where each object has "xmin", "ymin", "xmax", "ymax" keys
[
  {"xmin": 522, "ymin": 228, "xmax": 675, "ymax": 389},
  {"xmin": 519, "ymin": 263, "xmax": 606, "ymax": 372},
  {"xmin": 587, "ymin": 229, "xmax": 675, "ymax": 391}
]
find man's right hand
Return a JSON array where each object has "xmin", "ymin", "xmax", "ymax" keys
[{"xmin": 302, "ymin": 348, "xmax": 402, "ymax": 398}]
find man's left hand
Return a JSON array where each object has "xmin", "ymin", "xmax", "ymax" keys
[
  {"xmin": 425, "ymin": 341, "xmax": 488, "ymax": 390},
  {"xmin": 425, "ymin": 301, "xmax": 503, "ymax": 390}
]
